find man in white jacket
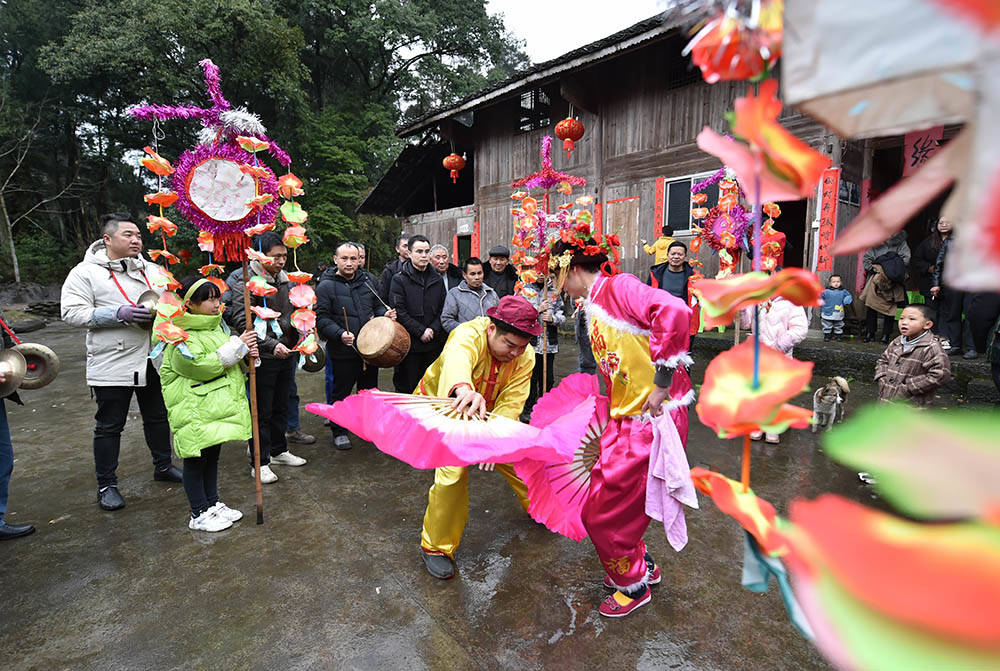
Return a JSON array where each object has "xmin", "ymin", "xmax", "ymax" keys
[{"xmin": 61, "ymin": 213, "xmax": 181, "ymax": 511}]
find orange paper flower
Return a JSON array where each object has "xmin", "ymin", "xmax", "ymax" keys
[
  {"xmin": 282, "ymin": 225, "xmax": 309, "ymax": 249},
  {"xmin": 141, "ymin": 146, "xmax": 173, "ymax": 176},
  {"xmin": 289, "ymin": 283, "xmax": 315, "ymax": 308},
  {"xmin": 205, "ymin": 276, "xmax": 228, "ymax": 295},
  {"xmin": 149, "ymin": 249, "xmax": 180, "ymax": 265},
  {"xmin": 199, "ymin": 263, "xmax": 224, "ymax": 277},
  {"xmin": 690, "ymin": 268, "xmax": 823, "ymax": 329},
  {"xmin": 690, "ymin": 467, "xmax": 789, "ymax": 556},
  {"xmin": 286, "ymin": 271, "xmax": 313, "ymax": 284},
  {"xmin": 144, "ymin": 192, "xmax": 179, "ymax": 208},
  {"xmin": 250, "ymin": 305, "xmax": 281, "ymax": 320},
  {"xmin": 146, "ymin": 216, "xmax": 177, "ymax": 236},
  {"xmin": 153, "ymin": 320, "xmax": 189, "ymax": 344},
  {"xmin": 277, "ymin": 172, "xmax": 304, "ymax": 199},
  {"xmin": 291, "ymin": 308, "xmax": 316, "ymax": 333},
  {"xmin": 247, "ymin": 276, "xmax": 277, "ymax": 297},
  {"xmin": 244, "ymin": 222, "xmax": 276, "ymax": 237},
  {"xmin": 246, "ymin": 194, "xmax": 274, "ymax": 210},
  {"xmin": 239, "ymin": 163, "xmax": 272, "ymax": 180},
  {"xmin": 236, "ymin": 136, "xmax": 270, "ymax": 153},
  {"xmin": 696, "ymin": 338, "xmax": 813, "ymax": 438},
  {"xmin": 196, "ymin": 231, "xmax": 214, "ymax": 253},
  {"xmin": 245, "ymin": 248, "xmax": 275, "ymax": 265}
]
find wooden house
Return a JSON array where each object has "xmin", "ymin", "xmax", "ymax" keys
[{"xmin": 360, "ymin": 10, "xmax": 879, "ymax": 293}]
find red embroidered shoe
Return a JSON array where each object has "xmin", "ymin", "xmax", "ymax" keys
[
  {"xmin": 599, "ymin": 586, "xmax": 651, "ymax": 618},
  {"xmin": 603, "ymin": 563, "xmax": 661, "ymax": 589}
]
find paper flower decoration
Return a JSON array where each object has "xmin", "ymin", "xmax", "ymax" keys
[
  {"xmin": 511, "ymin": 191, "xmax": 527, "ymax": 201},
  {"xmin": 246, "ymin": 194, "xmax": 274, "ymax": 211},
  {"xmin": 291, "ymin": 308, "xmax": 316, "ymax": 333},
  {"xmin": 289, "ymin": 283, "xmax": 315, "ymax": 308},
  {"xmin": 282, "ymin": 225, "xmax": 309, "ymax": 249},
  {"xmin": 697, "ymin": 81, "xmax": 831, "ymax": 202},
  {"xmin": 141, "ymin": 146, "xmax": 174, "ymax": 176},
  {"xmin": 294, "ymin": 331, "xmax": 319, "ymax": 356},
  {"xmin": 247, "ymin": 276, "xmax": 277, "ymax": 297},
  {"xmin": 146, "ymin": 215, "xmax": 178, "ymax": 236},
  {"xmin": 144, "ymin": 192, "xmax": 179, "ymax": 208},
  {"xmin": 149, "ymin": 249, "xmax": 180, "ymax": 265},
  {"xmin": 690, "ymin": 467, "xmax": 789, "ymax": 556},
  {"xmin": 153, "ymin": 320, "xmax": 189, "ymax": 344},
  {"xmin": 784, "ymin": 495, "xmax": 1000, "ymax": 669},
  {"xmin": 250, "ymin": 306, "xmax": 281, "ymax": 320},
  {"xmin": 690, "ymin": 268, "xmax": 823, "ymax": 328},
  {"xmin": 155, "ymin": 292, "xmax": 185, "ymax": 320},
  {"xmin": 206, "ymin": 277, "xmax": 227, "ymax": 294},
  {"xmin": 245, "ymin": 248, "xmax": 275, "ymax": 265},
  {"xmin": 239, "ymin": 163, "xmax": 272, "ymax": 180},
  {"xmin": 280, "ymin": 201, "xmax": 308, "ymax": 224},
  {"xmin": 696, "ymin": 339, "xmax": 813, "ymax": 438},
  {"xmin": 197, "ymin": 231, "xmax": 214, "ymax": 252},
  {"xmin": 286, "ymin": 271, "xmax": 313, "ymax": 284},
  {"xmin": 151, "ymin": 269, "xmax": 181, "ymax": 291},
  {"xmin": 685, "ymin": 1, "xmax": 783, "ymax": 83},
  {"xmin": 823, "ymin": 404, "xmax": 1000, "ymax": 522},
  {"xmin": 236, "ymin": 136, "xmax": 269, "ymax": 153},
  {"xmin": 177, "ymin": 248, "xmax": 191, "ymax": 264},
  {"xmin": 199, "ymin": 263, "xmax": 224, "ymax": 276},
  {"xmin": 277, "ymin": 173, "xmax": 304, "ymax": 199},
  {"xmin": 244, "ymin": 222, "xmax": 276, "ymax": 237}
]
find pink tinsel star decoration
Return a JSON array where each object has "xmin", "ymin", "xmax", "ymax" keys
[
  {"xmin": 511, "ymin": 136, "xmax": 587, "ymax": 190},
  {"xmin": 128, "ymin": 59, "xmax": 290, "ymax": 167}
]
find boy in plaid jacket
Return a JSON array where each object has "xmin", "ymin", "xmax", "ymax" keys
[{"xmin": 875, "ymin": 304, "xmax": 951, "ymax": 407}]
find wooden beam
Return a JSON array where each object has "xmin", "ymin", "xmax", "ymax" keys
[{"xmin": 559, "ymin": 76, "xmax": 600, "ymax": 116}]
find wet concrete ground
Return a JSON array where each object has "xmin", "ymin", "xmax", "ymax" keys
[{"xmin": 4, "ymin": 321, "xmax": 968, "ymax": 670}]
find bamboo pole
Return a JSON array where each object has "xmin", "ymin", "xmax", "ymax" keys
[
  {"xmin": 242, "ymin": 256, "xmax": 264, "ymax": 524},
  {"xmin": 741, "ymin": 434, "xmax": 752, "ymax": 493}
]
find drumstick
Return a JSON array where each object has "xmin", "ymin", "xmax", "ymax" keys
[
  {"xmin": 365, "ymin": 281, "xmax": 392, "ymax": 311},
  {"xmin": 342, "ymin": 306, "xmax": 363, "ymax": 360}
]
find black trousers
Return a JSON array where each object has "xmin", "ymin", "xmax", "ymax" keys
[
  {"xmin": 527, "ymin": 352, "xmax": 556, "ymax": 413},
  {"xmin": 937, "ymin": 288, "xmax": 966, "ymax": 349},
  {"xmin": 248, "ymin": 356, "xmax": 296, "ymax": 466},
  {"xmin": 396, "ymin": 347, "xmax": 442, "ymax": 395},
  {"xmin": 328, "ymin": 356, "xmax": 379, "ymax": 437},
  {"xmin": 968, "ymin": 293, "xmax": 1000, "ymax": 353},
  {"xmin": 182, "ymin": 444, "xmax": 221, "ymax": 515},
  {"xmin": 865, "ymin": 308, "xmax": 896, "ymax": 341},
  {"xmin": 92, "ymin": 362, "xmax": 173, "ymax": 488}
]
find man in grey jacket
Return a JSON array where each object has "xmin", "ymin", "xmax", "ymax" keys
[
  {"xmin": 440, "ymin": 258, "xmax": 499, "ymax": 332},
  {"xmin": 60, "ymin": 213, "xmax": 182, "ymax": 511}
]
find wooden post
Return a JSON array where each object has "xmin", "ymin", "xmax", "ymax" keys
[
  {"xmin": 242, "ymin": 256, "xmax": 264, "ymax": 524},
  {"xmin": 741, "ymin": 434, "xmax": 752, "ymax": 493}
]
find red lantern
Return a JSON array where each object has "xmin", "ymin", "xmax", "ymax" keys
[
  {"xmin": 442, "ymin": 153, "xmax": 466, "ymax": 184},
  {"xmin": 554, "ymin": 118, "xmax": 585, "ymax": 158}
]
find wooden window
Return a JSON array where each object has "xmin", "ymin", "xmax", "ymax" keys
[
  {"xmin": 662, "ymin": 171, "xmax": 721, "ymax": 233},
  {"xmin": 517, "ymin": 89, "xmax": 551, "ymax": 133}
]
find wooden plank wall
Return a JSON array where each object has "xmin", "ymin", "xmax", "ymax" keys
[{"xmin": 408, "ymin": 37, "xmax": 835, "ymax": 283}]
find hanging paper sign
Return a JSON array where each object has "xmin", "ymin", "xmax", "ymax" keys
[
  {"xmin": 816, "ymin": 167, "xmax": 840, "ymax": 272},
  {"xmin": 902, "ymin": 126, "xmax": 943, "ymax": 177}
]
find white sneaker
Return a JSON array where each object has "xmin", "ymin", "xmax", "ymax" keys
[
  {"xmin": 209, "ymin": 502, "xmax": 243, "ymax": 522},
  {"xmin": 270, "ymin": 451, "xmax": 307, "ymax": 467},
  {"xmin": 251, "ymin": 465, "xmax": 278, "ymax": 484},
  {"xmin": 188, "ymin": 509, "xmax": 233, "ymax": 532}
]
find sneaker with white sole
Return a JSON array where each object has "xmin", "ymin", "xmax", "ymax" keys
[
  {"xmin": 270, "ymin": 451, "xmax": 307, "ymax": 466},
  {"xmin": 599, "ymin": 586, "xmax": 651, "ymax": 618},
  {"xmin": 251, "ymin": 465, "xmax": 278, "ymax": 484},
  {"xmin": 333, "ymin": 435, "xmax": 352, "ymax": 450},
  {"xmin": 209, "ymin": 502, "xmax": 243, "ymax": 522},
  {"xmin": 188, "ymin": 509, "xmax": 233, "ymax": 532}
]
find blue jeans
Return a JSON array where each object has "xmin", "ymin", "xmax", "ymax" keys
[
  {"xmin": 324, "ymin": 344, "xmax": 335, "ymax": 404},
  {"xmin": 286, "ymin": 365, "xmax": 301, "ymax": 432},
  {"xmin": 0, "ymin": 399, "xmax": 13, "ymax": 521}
]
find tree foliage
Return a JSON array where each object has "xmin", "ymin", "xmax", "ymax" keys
[{"xmin": 0, "ymin": 0, "xmax": 527, "ymax": 282}]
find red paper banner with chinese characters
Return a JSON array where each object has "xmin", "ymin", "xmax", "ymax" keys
[
  {"xmin": 817, "ymin": 167, "xmax": 840, "ymax": 271},
  {"xmin": 902, "ymin": 126, "xmax": 943, "ymax": 176}
]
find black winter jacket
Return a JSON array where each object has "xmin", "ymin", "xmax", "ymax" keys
[
  {"xmin": 224, "ymin": 261, "xmax": 298, "ymax": 358},
  {"xmin": 390, "ymin": 261, "xmax": 446, "ymax": 352},
  {"xmin": 316, "ymin": 268, "xmax": 387, "ymax": 360},
  {"xmin": 911, "ymin": 235, "xmax": 943, "ymax": 294},
  {"xmin": 437, "ymin": 263, "xmax": 464, "ymax": 293},
  {"xmin": 378, "ymin": 258, "xmax": 407, "ymax": 302},
  {"xmin": 484, "ymin": 265, "xmax": 518, "ymax": 298}
]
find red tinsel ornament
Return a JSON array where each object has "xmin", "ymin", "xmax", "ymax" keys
[
  {"xmin": 554, "ymin": 118, "xmax": 585, "ymax": 158},
  {"xmin": 442, "ymin": 153, "xmax": 466, "ymax": 184}
]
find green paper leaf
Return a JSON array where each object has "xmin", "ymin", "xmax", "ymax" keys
[{"xmin": 280, "ymin": 200, "xmax": 308, "ymax": 224}]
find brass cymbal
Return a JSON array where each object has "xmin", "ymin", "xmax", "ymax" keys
[
  {"xmin": 0, "ymin": 349, "xmax": 27, "ymax": 398},
  {"xmin": 136, "ymin": 290, "xmax": 161, "ymax": 329},
  {"xmin": 301, "ymin": 346, "xmax": 326, "ymax": 373},
  {"xmin": 13, "ymin": 342, "xmax": 60, "ymax": 390}
]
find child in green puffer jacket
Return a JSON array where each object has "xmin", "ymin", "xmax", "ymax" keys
[{"xmin": 156, "ymin": 276, "xmax": 257, "ymax": 532}]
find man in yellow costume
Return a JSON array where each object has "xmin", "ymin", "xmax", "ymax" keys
[{"xmin": 417, "ymin": 295, "xmax": 542, "ymax": 579}]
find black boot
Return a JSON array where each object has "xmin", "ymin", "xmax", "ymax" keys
[
  {"xmin": 98, "ymin": 486, "xmax": 126, "ymax": 511},
  {"xmin": 421, "ymin": 549, "xmax": 455, "ymax": 579},
  {"xmin": 0, "ymin": 521, "xmax": 36, "ymax": 540},
  {"xmin": 823, "ymin": 333, "xmax": 831, "ymax": 341},
  {"xmin": 154, "ymin": 464, "xmax": 183, "ymax": 482}
]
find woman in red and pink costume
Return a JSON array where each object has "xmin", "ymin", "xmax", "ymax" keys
[{"xmin": 551, "ymin": 234, "xmax": 694, "ymax": 618}]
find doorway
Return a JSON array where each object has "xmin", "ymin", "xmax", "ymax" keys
[{"xmin": 773, "ymin": 199, "xmax": 808, "ymax": 268}]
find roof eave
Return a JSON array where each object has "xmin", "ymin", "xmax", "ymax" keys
[{"xmin": 396, "ymin": 19, "xmax": 679, "ymax": 137}]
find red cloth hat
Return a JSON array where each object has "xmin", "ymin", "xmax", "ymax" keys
[{"xmin": 487, "ymin": 295, "xmax": 543, "ymax": 337}]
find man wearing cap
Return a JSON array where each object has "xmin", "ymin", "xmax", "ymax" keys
[
  {"xmin": 549, "ymin": 230, "xmax": 694, "ymax": 618},
  {"xmin": 483, "ymin": 245, "xmax": 518, "ymax": 298},
  {"xmin": 416, "ymin": 295, "xmax": 540, "ymax": 579}
]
